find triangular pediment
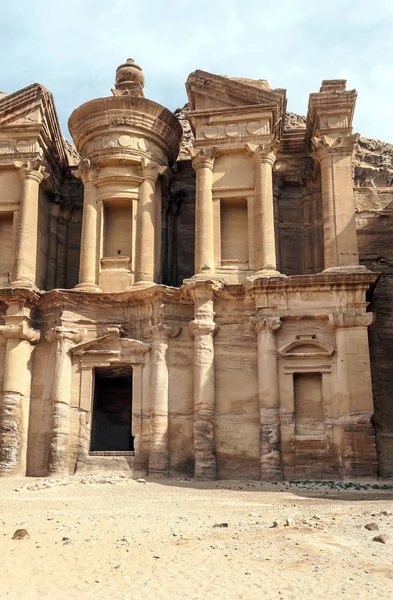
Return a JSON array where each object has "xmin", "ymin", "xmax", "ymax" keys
[
  {"xmin": 186, "ymin": 70, "xmax": 286, "ymax": 113},
  {"xmin": 0, "ymin": 83, "xmax": 68, "ymax": 166},
  {"xmin": 72, "ymin": 332, "xmax": 150, "ymax": 355}
]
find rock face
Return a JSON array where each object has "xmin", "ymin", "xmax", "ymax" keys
[{"xmin": 0, "ymin": 66, "xmax": 391, "ymax": 481}]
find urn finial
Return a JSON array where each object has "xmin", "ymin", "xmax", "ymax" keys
[{"xmin": 113, "ymin": 58, "xmax": 145, "ymax": 97}]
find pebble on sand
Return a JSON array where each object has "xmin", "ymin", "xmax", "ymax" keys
[{"xmin": 12, "ymin": 529, "xmax": 30, "ymax": 540}]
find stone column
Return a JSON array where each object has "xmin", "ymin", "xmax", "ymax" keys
[
  {"xmin": 0, "ymin": 304, "xmax": 40, "ymax": 476},
  {"xmin": 74, "ymin": 159, "xmax": 100, "ymax": 291},
  {"xmin": 190, "ymin": 147, "xmax": 218, "ymax": 277},
  {"xmin": 312, "ymin": 135, "xmax": 362, "ymax": 271},
  {"xmin": 134, "ymin": 160, "xmax": 162, "ymax": 286},
  {"xmin": 248, "ymin": 144, "xmax": 280, "ymax": 276},
  {"xmin": 189, "ymin": 284, "xmax": 218, "ymax": 479},
  {"xmin": 251, "ymin": 316, "xmax": 282, "ymax": 480},
  {"xmin": 149, "ymin": 324, "xmax": 180, "ymax": 475},
  {"xmin": 11, "ymin": 158, "xmax": 48, "ymax": 287},
  {"xmin": 45, "ymin": 326, "xmax": 84, "ymax": 476}
]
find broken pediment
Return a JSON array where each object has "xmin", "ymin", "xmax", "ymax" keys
[
  {"xmin": 186, "ymin": 70, "xmax": 286, "ymax": 112},
  {"xmin": 278, "ymin": 334, "xmax": 334, "ymax": 359},
  {"xmin": 0, "ymin": 83, "xmax": 68, "ymax": 167}
]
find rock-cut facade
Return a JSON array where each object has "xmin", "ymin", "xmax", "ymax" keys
[{"xmin": 0, "ymin": 59, "xmax": 392, "ymax": 480}]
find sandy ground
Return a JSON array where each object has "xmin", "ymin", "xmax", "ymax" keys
[{"xmin": 0, "ymin": 475, "xmax": 393, "ymax": 600}]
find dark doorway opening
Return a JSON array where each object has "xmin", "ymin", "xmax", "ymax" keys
[{"xmin": 90, "ymin": 366, "xmax": 133, "ymax": 452}]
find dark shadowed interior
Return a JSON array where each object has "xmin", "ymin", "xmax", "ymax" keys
[{"xmin": 90, "ymin": 366, "xmax": 133, "ymax": 452}]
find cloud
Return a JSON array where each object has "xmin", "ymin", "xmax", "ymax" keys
[{"xmin": 0, "ymin": 0, "xmax": 392, "ymax": 142}]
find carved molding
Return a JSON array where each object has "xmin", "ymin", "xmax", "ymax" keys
[
  {"xmin": 196, "ymin": 119, "xmax": 270, "ymax": 142},
  {"xmin": 0, "ymin": 320, "xmax": 40, "ymax": 344},
  {"xmin": 45, "ymin": 326, "xmax": 85, "ymax": 345},
  {"xmin": 189, "ymin": 146, "xmax": 219, "ymax": 171},
  {"xmin": 246, "ymin": 142, "xmax": 277, "ymax": 166},
  {"xmin": 312, "ymin": 134, "xmax": 359, "ymax": 161},
  {"xmin": 151, "ymin": 323, "xmax": 182, "ymax": 341},
  {"xmin": 189, "ymin": 319, "xmax": 218, "ymax": 337},
  {"xmin": 278, "ymin": 334, "xmax": 334, "ymax": 358},
  {"xmin": 250, "ymin": 316, "xmax": 281, "ymax": 335},
  {"xmin": 73, "ymin": 158, "xmax": 99, "ymax": 184},
  {"xmin": 83, "ymin": 134, "xmax": 167, "ymax": 164},
  {"xmin": 14, "ymin": 157, "xmax": 48, "ymax": 184},
  {"xmin": 329, "ymin": 313, "xmax": 374, "ymax": 329}
]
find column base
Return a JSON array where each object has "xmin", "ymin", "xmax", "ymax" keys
[
  {"xmin": 246, "ymin": 270, "xmax": 286, "ymax": 284},
  {"xmin": 74, "ymin": 282, "xmax": 101, "ymax": 292},
  {"xmin": 323, "ymin": 265, "xmax": 369, "ymax": 274},
  {"xmin": 9, "ymin": 279, "xmax": 36, "ymax": 289},
  {"xmin": 127, "ymin": 280, "xmax": 156, "ymax": 290}
]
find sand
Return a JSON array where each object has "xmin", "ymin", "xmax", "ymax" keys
[{"xmin": 0, "ymin": 475, "xmax": 393, "ymax": 600}]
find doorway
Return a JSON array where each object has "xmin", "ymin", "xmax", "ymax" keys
[{"xmin": 90, "ymin": 366, "xmax": 133, "ymax": 452}]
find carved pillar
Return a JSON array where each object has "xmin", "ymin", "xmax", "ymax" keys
[
  {"xmin": 189, "ymin": 285, "xmax": 218, "ymax": 479},
  {"xmin": 251, "ymin": 316, "xmax": 282, "ymax": 480},
  {"xmin": 149, "ymin": 323, "xmax": 180, "ymax": 474},
  {"xmin": 134, "ymin": 160, "xmax": 161, "ymax": 286},
  {"xmin": 329, "ymin": 312, "xmax": 376, "ymax": 476},
  {"xmin": 12, "ymin": 158, "xmax": 48, "ymax": 287},
  {"xmin": 0, "ymin": 304, "xmax": 40, "ymax": 475},
  {"xmin": 312, "ymin": 135, "xmax": 362, "ymax": 271},
  {"xmin": 45, "ymin": 326, "xmax": 84, "ymax": 476},
  {"xmin": 74, "ymin": 160, "xmax": 100, "ymax": 291},
  {"xmin": 190, "ymin": 147, "xmax": 218, "ymax": 277},
  {"xmin": 248, "ymin": 145, "xmax": 280, "ymax": 276}
]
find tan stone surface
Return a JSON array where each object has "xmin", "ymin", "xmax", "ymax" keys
[{"xmin": 1, "ymin": 62, "xmax": 391, "ymax": 481}]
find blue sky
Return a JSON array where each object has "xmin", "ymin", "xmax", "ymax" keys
[{"xmin": 1, "ymin": 0, "xmax": 392, "ymax": 143}]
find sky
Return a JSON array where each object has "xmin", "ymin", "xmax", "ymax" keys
[{"xmin": 1, "ymin": 0, "xmax": 392, "ymax": 143}]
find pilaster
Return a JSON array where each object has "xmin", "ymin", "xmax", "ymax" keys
[{"xmin": 329, "ymin": 311, "xmax": 377, "ymax": 477}]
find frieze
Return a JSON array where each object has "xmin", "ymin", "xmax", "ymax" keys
[
  {"xmin": 196, "ymin": 119, "xmax": 270, "ymax": 142},
  {"xmin": 83, "ymin": 134, "xmax": 166, "ymax": 164},
  {"xmin": 0, "ymin": 139, "xmax": 39, "ymax": 155}
]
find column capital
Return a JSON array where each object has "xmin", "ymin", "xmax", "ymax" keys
[
  {"xmin": 189, "ymin": 318, "xmax": 218, "ymax": 337},
  {"xmin": 189, "ymin": 146, "xmax": 218, "ymax": 171},
  {"xmin": 140, "ymin": 158, "xmax": 165, "ymax": 182},
  {"xmin": 14, "ymin": 157, "xmax": 49, "ymax": 184},
  {"xmin": 45, "ymin": 326, "xmax": 85, "ymax": 345},
  {"xmin": 151, "ymin": 323, "xmax": 181, "ymax": 341},
  {"xmin": 250, "ymin": 316, "xmax": 281, "ymax": 335},
  {"xmin": 246, "ymin": 143, "xmax": 277, "ymax": 166},
  {"xmin": 0, "ymin": 319, "xmax": 40, "ymax": 344},
  {"xmin": 73, "ymin": 158, "xmax": 99, "ymax": 184},
  {"xmin": 312, "ymin": 134, "xmax": 359, "ymax": 162},
  {"xmin": 329, "ymin": 312, "xmax": 373, "ymax": 329}
]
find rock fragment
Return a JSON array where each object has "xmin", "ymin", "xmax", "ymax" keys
[
  {"xmin": 373, "ymin": 534, "xmax": 389, "ymax": 544},
  {"xmin": 12, "ymin": 529, "xmax": 30, "ymax": 540},
  {"xmin": 365, "ymin": 523, "xmax": 379, "ymax": 531}
]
